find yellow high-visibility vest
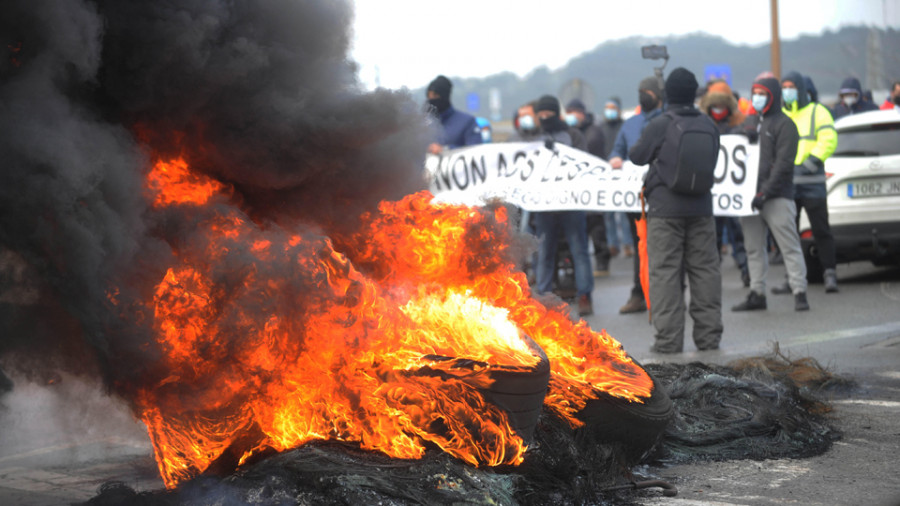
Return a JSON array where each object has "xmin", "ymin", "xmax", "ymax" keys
[{"xmin": 783, "ymin": 101, "xmax": 837, "ymax": 165}]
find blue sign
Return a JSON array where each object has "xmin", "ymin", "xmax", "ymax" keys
[
  {"xmin": 466, "ymin": 92, "xmax": 480, "ymax": 112},
  {"xmin": 704, "ymin": 64, "xmax": 732, "ymax": 86}
]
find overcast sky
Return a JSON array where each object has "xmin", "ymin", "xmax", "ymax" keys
[{"xmin": 350, "ymin": 0, "xmax": 899, "ymax": 90}]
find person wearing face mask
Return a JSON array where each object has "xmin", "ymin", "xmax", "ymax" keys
[
  {"xmin": 880, "ymin": 81, "xmax": 900, "ymax": 110},
  {"xmin": 767, "ymin": 71, "xmax": 839, "ymax": 294},
  {"xmin": 608, "ymin": 77, "xmax": 665, "ymax": 314},
  {"xmin": 564, "ymin": 99, "xmax": 606, "ymax": 159},
  {"xmin": 565, "ymin": 98, "xmax": 611, "ymax": 277},
  {"xmin": 698, "ymin": 80, "xmax": 751, "ymax": 288},
  {"xmin": 511, "ymin": 100, "xmax": 542, "ymax": 142},
  {"xmin": 425, "ymin": 75, "xmax": 483, "ymax": 154},
  {"xmin": 628, "ymin": 67, "xmax": 723, "ymax": 353},
  {"xmin": 732, "ymin": 75, "xmax": 809, "ymax": 312},
  {"xmin": 830, "ymin": 77, "xmax": 879, "ymax": 120},
  {"xmin": 531, "ymin": 95, "xmax": 594, "ymax": 317},
  {"xmin": 599, "ymin": 97, "xmax": 633, "ymax": 264}
]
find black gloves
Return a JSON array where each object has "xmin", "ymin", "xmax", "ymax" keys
[
  {"xmin": 751, "ymin": 192, "xmax": 767, "ymax": 211},
  {"xmin": 544, "ymin": 139, "xmax": 555, "ymax": 151},
  {"xmin": 800, "ymin": 155, "xmax": 824, "ymax": 174},
  {"xmin": 741, "ymin": 126, "xmax": 759, "ymax": 144}
]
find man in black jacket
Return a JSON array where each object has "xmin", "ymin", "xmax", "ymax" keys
[
  {"xmin": 532, "ymin": 95, "xmax": 594, "ymax": 317},
  {"xmin": 565, "ymin": 98, "xmax": 611, "ymax": 277},
  {"xmin": 733, "ymin": 76, "xmax": 809, "ymax": 312},
  {"xmin": 629, "ymin": 67, "xmax": 723, "ymax": 353}
]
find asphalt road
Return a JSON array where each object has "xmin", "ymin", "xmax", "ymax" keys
[
  {"xmin": 583, "ymin": 252, "xmax": 900, "ymax": 506},
  {"xmin": 0, "ymin": 252, "xmax": 898, "ymax": 505}
]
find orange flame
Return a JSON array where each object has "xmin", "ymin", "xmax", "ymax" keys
[{"xmin": 136, "ymin": 157, "xmax": 652, "ymax": 488}]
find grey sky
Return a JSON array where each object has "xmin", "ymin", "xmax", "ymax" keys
[{"xmin": 351, "ymin": 0, "xmax": 900, "ymax": 90}]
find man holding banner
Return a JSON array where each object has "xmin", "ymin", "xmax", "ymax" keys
[
  {"xmin": 530, "ymin": 95, "xmax": 594, "ymax": 317},
  {"xmin": 629, "ymin": 68, "xmax": 723, "ymax": 354}
]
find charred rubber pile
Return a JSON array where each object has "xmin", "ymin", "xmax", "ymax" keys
[
  {"xmin": 81, "ymin": 353, "xmax": 842, "ymax": 506},
  {"xmin": 646, "ymin": 352, "xmax": 845, "ymax": 465}
]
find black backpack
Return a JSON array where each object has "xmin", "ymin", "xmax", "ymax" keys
[{"xmin": 655, "ymin": 111, "xmax": 720, "ymax": 195}]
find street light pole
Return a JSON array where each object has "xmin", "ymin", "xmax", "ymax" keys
[{"xmin": 770, "ymin": 0, "xmax": 781, "ymax": 79}]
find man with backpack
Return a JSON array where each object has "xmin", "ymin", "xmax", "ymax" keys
[{"xmin": 628, "ymin": 67, "xmax": 723, "ymax": 353}]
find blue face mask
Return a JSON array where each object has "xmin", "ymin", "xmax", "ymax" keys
[
  {"xmin": 564, "ymin": 113, "xmax": 579, "ymax": 126},
  {"xmin": 751, "ymin": 94, "xmax": 768, "ymax": 113},
  {"xmin": 604, "ymin": 108, "xmax": 619, "ymax": 121},
  {"xmin": 518, "ymin": 114, "xmax": 536, "ymax": 131},
  {"xmin": 782, "ymin": 87, "xmax": 798, "ymax": 104}
]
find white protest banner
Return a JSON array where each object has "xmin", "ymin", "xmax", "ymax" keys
[{"xmin": 426, "ymin": 135, "xmax": 759, "ymax": 216}]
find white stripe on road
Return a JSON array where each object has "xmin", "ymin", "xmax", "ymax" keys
[
  {"xmin": 832, "ymin": 399, "xmax": 900, "ymax": 409},
  {"xmin": 779, "ymin": 321, "xmax": 900, "ymax": 347}
]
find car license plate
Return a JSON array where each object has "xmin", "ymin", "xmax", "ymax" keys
[{"xmin": 847, "ymin": 178, "xmax": 900, "ymax": 198}]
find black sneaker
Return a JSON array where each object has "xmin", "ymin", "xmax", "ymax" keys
[
  {"xmin": 771, "ymin": 281, "xmax": 791, "ymax": 295},
  {"xmin": 794, "ymin": 292, "xmax": 810, "ymax": 311},
  {"xmin": 732, "ymin": 291, "xmax": 767, "ymax": 311}
]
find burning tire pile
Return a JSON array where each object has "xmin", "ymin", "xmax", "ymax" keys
[
  {"xmin": 1, "ymin": 2, "xmax": 838, "ymax": 505},
  {"xmin": 80, "ymin": 354, "xmax": 842, "ymax": 506}
]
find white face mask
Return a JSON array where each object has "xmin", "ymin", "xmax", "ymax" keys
[
  {"xmin": 842, "ymin": 95, "xmax": 858, "ymax": 107},
  {"xmin": 751, "ymin": 94, "xmax": 768, "ymax": 113},
  {"xmin": 518, "ymin": 114, "xmax": 536, "ymax": 131}
]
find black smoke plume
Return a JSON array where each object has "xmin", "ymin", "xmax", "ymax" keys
[{"xmin": 0, "ymin": 0, "xmax": 432, "ymax": 395}]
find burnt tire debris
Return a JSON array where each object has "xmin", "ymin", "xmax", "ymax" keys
[{"xmin": 81, "ymin": 358, "xmax": 841, "ymax": 506}]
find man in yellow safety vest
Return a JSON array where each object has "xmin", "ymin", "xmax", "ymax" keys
[{"xmin": 776, "ymin": 71, "xmax": 839, "ymax": 293}]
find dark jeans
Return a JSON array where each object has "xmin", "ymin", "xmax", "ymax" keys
[
  {"xmin": 587, "ymin": 212, "xmax": 609, "ymax": 268},
  {"xmin": 794, "ymin": 197, "xmax": 836, "ymax": 270},
  {"xmin": 716, "ymin": 217, "xmax": 748, "ymax": 269},
  {"xmin": 534, "ymin": 211, "xmax": 594, "ymax": 298}
]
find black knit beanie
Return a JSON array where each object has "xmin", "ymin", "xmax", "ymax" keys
[
  {"xmin": 427, "ymin": 75, "xmax": 452, "ymax": 98},
  {"xmin": 665, "ymin": 67, "xmax": 698, "ymax": 105},
  {"xmin": 565, "ymin": 98, "xmax": 586, "ymax": 113},
  {"xmin": 536, "ymin": 95, "xmax": 561, "ymax": 116}
]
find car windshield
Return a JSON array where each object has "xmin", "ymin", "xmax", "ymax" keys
[{"xmin": 833, "ymin": 120, "xmax": 900, "ymax": 157}]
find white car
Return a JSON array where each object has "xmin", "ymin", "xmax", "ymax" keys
[{"xmin": 799, "ymin": 108, "xmax": 900, "ymax": 280}]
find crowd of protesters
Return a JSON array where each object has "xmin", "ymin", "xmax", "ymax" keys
[{"xmin": 425, "ymin": 71, "xmax": 897, "ymax": 354}]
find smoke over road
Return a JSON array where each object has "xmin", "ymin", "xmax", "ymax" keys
[{"xmin": 0, "ymin": 0, "xmax": 432, "ymax": 395}]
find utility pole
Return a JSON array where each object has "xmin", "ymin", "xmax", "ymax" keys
[{"xmin": 770, "ymin": 0, "xmax": 781, "ymax": 79}]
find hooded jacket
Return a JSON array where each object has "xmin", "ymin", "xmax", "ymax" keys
[
  {"xmin": 830, "ymin": 77, "xmax": 879, "ymax": 120},
  {"xmin": 699, "ymin": 81, "xmax": 747, "ymax": 134},
  {"xmin": 803, "ymin": 75, "xmax": 818, "ymax": 103},
  {"xmin": 753, "ymin": 77, "xmax": 799, "ymax": 201},
  {"xmin": 781, "ymin": 71, "xmax": 837, "ymax": 198}
]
